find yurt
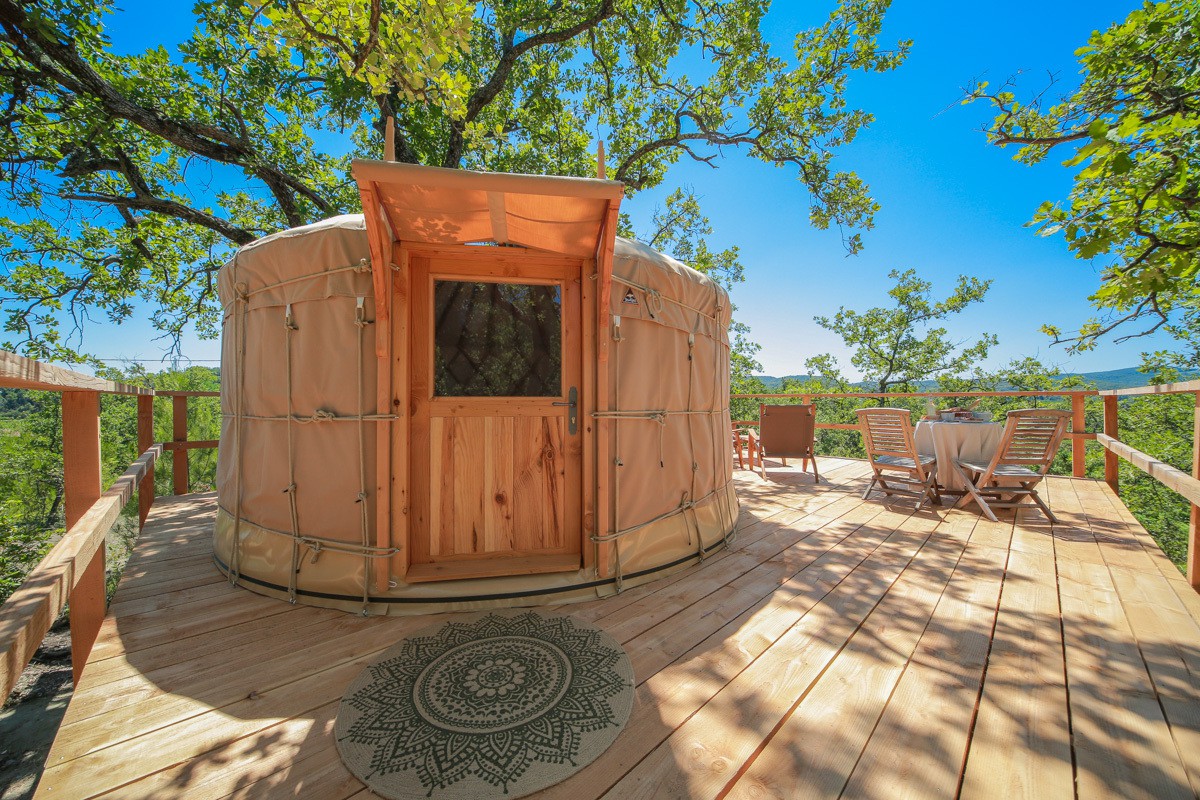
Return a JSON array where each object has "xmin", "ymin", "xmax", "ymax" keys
[{"xmin": 214, "ymin": 162, "xmax": 738, "ymax": 614}]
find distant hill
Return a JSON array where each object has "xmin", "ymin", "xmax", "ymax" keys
[
  {"xmin": 755, "ymin": 375, "xmax": 811, "ymax": 391},
  {"xmin": 751, "ymin": 367, "xmax": 1198, "ymax": 392}
]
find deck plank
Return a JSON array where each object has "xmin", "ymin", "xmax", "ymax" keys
[
  {"xmin": 29, "ymin": 464, "xmax": 1200, "ymax": 800},
  {"xmin": 723, "ymin": 506, "xmax": 975, "ymax": 799},
  {"xmin": 958, "ymin": 521, "xmax": 1075, "ymax": 799},
  {"xmin": 839, "ymin": 513, "xmax": 1004, "ymax": 800},
  {"xmin": 596, "ymin": 508, "xmax": 941, "ymax": 798}
]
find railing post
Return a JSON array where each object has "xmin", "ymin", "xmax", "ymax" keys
[
  {"xmin": 1103, "ymin": 395, "xmax": 1119, "ymax": 494},
  {"xmin": 1072, "ymin": 393, "xmax": 1086, "ymax": 478},
  {"xmin": 1190, "ymin": 392, "xmax": 1199, "ymax": 589},
  {"xmin": 61, "ymin": 390, "xmax": 104, "ymax": 684},
  {"xmin": 172, "ymin": 394, "xmax": 189, "ymax": 495},
  {"xmin": 137, "ymin": 394, "xmax": 155, "ymax": 527}
]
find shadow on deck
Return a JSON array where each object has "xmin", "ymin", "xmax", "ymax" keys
[{"xmin": 32, "ymin": 457, "xmax": 1200, "ymax": 800}]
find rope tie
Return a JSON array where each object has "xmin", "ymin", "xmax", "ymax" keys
[
  {"xmin": 284, "ymin": 303, "xmax": 301, "ymax": 602},
  {"xmin": 228, "ymin": 262, "xmax": 376, "ymax": 306},
  {"xmin": 610, "ymin": 274, "xmax": 719, "ymax": 322},
  {"xmin": 685, "ymin": 318, "xmax": 700, "ymax": 510},
  {"xmin": 612, "ymin": 534, "xmax": 625, "ymax": 594},
  {"xmin": 230, "ymin": 273, "xmax": 249, "ymax": 585},
  {"xmin": 685, "ymin": 494, "xmax": 708, "ymax": 561},
  {"xmin": 355, "ymin": 296, "xmax": 371, "ymax": 614},
  {"xmin": 217, "ymin": 503, "xmax": 402, "ymax": 558},
  {"xmin": 678, "ymin": 492, "xmax": 694, "ymax": 546},
  {"xmin": 645, "ymin": 288, "xmax": 664, "ymax": 319},
  {"xmin": 656, "ymin": 413, "xmax": 666, "ymax": 467},
  {"xmin": 296, "ymin": 409, "xmax": 337, "ymax": 423},
  {"xmin": 227, "ymin": 411, "xmax": 398, "ymax": 423},
  {"xmin": 611, "ymin": 313, "xmax": 624, "ymax": 589},
  {"xmin": 592, "ymin": 408, "xmax": 729, "ymax": 419},
  {"xmin": 591, "ymin": 488, "xmax": 722, "ymax": 543}
]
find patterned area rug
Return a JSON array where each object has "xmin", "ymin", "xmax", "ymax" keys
[{"xmin": 335, "ymin": 610, "xmax": 634, "ymax": 799}]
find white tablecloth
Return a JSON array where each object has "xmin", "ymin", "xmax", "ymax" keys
[{"xmin": 914, "ymin": 421, "xmax": 1004, "ymax": 491}]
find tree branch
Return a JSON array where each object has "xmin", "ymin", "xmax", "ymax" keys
[
  {"xmin": 0, "ymin": 0, "xmax": 329, "ymax": 217},
  {"xmin": 443, "ymin": 0, "xmax": 616, "ymax": 167},
  {"xmin": 61, "ymin": 191, "xmax": 256, "ymax": 245}
]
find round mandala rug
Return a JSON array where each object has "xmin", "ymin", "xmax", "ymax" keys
[{"xmin": 335, "ymin": 610, "xmax": 634, "ymax": 799}]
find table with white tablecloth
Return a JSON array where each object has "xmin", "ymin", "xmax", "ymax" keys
[{"xmin": 914, "ymin": 420, "xmax": 1004, "ymax": 492}]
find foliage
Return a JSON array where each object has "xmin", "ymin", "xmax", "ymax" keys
[
  {"xmin": 1138, "ymin": 303, "xmax": 1200, "ymax": 383},
  {"xmin": 1106, "ymin": 392, "xmax": 1194, "ymax": 567},
  {"xmin": 266, "ymin": 0, "xmax": 475, "ymax": 103},
  {"xmin": 0, "ymin": 387, "xmax": 38, "ymax": 417},
  {"xmin": 811, "ymin": 268, "xmax": 997, "ymax": 394},
  {"xmin": 967, "ymin": 1, "xmax": 1200, "ymax": 351},
  {"xmin": 754, "ymin": 346, "xmax": 1192, "ymax": 572},
  {"xmin": 96, "ymin": 364, "xmax": 222, "ymax": 495},
  {"xmin": 0, "ymin": 0, "xmax": 909, "ymax": 363},
  {"xmin": 0, "ymin": 392, "xmax": 63, "ymax": 600}
]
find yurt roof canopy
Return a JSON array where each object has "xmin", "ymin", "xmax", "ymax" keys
[
  {"xmin": 351, "ymin": 159, "xmax": 625, "ymax": 330},
  {"xmin": 351, "ymin": 160, "xmax": 623, "ymax": 256}
]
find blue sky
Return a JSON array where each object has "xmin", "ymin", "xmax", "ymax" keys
[{"xmin": 82, "ymin": 0, "xmax": 1162, "ymax": 376}]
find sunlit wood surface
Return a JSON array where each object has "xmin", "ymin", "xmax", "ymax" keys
[{"xmin": 34, "ymin": 458, "xmax": 1200, "ymax": 799}]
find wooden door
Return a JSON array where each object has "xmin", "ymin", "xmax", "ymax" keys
[{"xmin": 407, "ymin": 250, "xmax": 583, "ymax": 582}]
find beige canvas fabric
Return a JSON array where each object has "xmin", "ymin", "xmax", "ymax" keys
[{"xmin": 215, "ymin": 175, "xmax": 736, "ymax": 615}]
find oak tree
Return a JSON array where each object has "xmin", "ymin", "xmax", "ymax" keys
[
  {"xmin": 811, "ymin": 268, "xmax": 997, "ymax": 394},
  {"xmin": 968, "ymin": 1, "xmax": 1199, "ymax": 352},
  {"xmin": 0, "ymin": 0, "xmax": 909, "ymax": 362}
]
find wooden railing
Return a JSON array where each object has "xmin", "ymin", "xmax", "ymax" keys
[
  {"xmin": 732, "ymin": 390, "xmax": 1097, "ymax": 477},
  {"xmin": 1097, "ymin": 380, "xmax": 1200, "ymax": 588},
  {"xmin": 1, "ymin": 358, "xmax": 1194, "ymax": 699},
  {"xmin": 735, "ymin": 386, "xmax": 1200, "ymax": 591},
  {"xmin": 0, "ymin": 351, "xmax": 218, "ymax": 701}
]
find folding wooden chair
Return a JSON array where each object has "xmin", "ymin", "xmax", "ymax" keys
[
  {"xmin": 750, "ymin": 404, "xmax": 819, "ymax": 483},
  {"xmin": 731, "ymin": 421, "xmax": 757, "ymax": 470},
  {"xmin": 855, "ymin": 408, "xmax": 938, "ymax": 507},
  {"xmin": 953, "ymin": 408, "xmax": 1071, "ymax": 523}
]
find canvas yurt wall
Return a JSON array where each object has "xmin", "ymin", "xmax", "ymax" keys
[{"xmin": 214, "ymin": 163, "xmax": 737, "ymax": 614}]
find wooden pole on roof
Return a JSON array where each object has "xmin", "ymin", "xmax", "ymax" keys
[
  {"xmin": 385, "ymin": 116, "xmax": 395, "ymax": 162},
  {"xmin": 596, "ymin": 139, "xmax": 606, "ymax": 180}
]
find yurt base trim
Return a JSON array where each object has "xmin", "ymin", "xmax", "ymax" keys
[{"xmin": 211, "ymin": 532, "xmax": 731, "ymax": 610}]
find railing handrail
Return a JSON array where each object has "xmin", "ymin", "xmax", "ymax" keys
[
  {"xmin": 1097, "ymin": 433, "xmax": 1200, "ymax": 507},
  {"xmin": 734, "ymin": 388, "xmax": 1098, "ymax": 477},
  {"xmin": 733, "ymin": 390, "xmax": 1097, "ymax": 398},
  {"xmin": 732, "ymin": 385, "xmax": 1197, "ymax": 592},
  {"xmin": 1098, "ymin": 379, "xmax": 1200, "ymax": 397},
  {"xmin": 0, "ymin": 353, "xmax": 1194, "ymax": 700},
  {"xmin": 0, "ymin": 351, "xmax": 221, "ymax": 703},
  {"xmin": 0, "ymin": 443, "xmax": 161, "ymax": 699},
  {"xmin": 0, "ymin": 350, "xmax": 152, "ymax": 395}
]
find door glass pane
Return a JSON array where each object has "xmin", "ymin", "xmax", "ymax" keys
[{"xmin": 434, "ymin": 280, "xmax": 563, "ymax": 397}]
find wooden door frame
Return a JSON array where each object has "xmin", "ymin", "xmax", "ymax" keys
[{"xmin": 388, "ymin": 243, "xmax": 594, "ymax": 583}]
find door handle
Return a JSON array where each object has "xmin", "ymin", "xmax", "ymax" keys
[{"xmin": 552, "ymin": 386, "xmax": 578, "ymax": 435}]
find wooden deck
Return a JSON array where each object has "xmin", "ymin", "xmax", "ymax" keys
[{"xmin": 32, "ymin": 458, "xmax": 1200, "ymax": 799}]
